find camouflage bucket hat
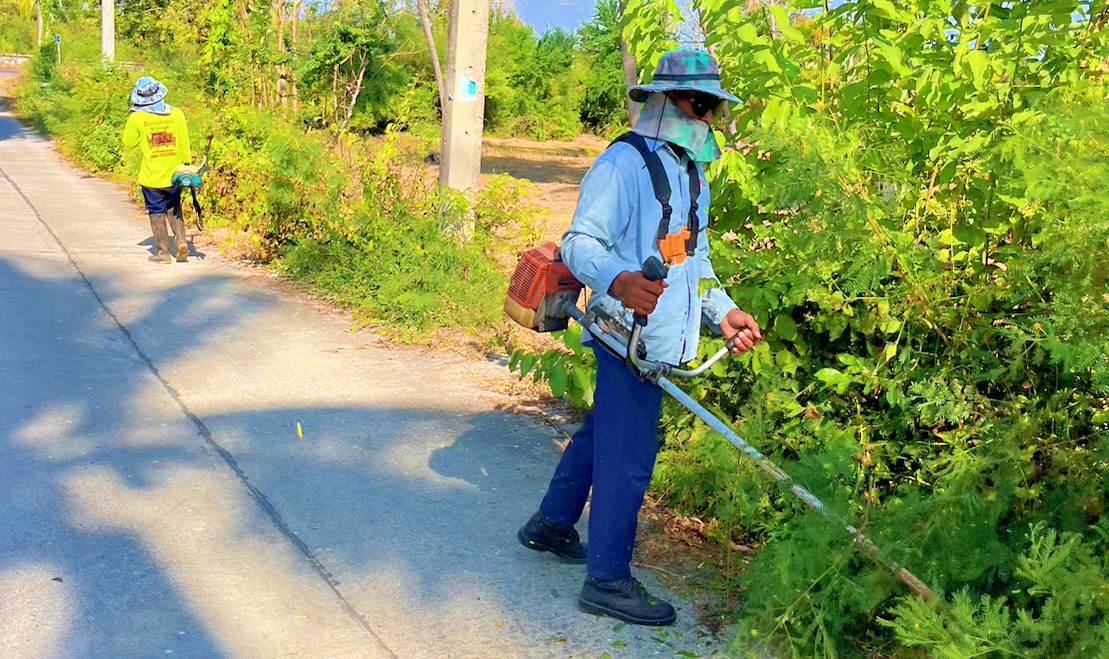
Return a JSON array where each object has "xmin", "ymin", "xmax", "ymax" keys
[{"xmin": 629, "ymin": 48, "xmax": 740, "ymax": 104}]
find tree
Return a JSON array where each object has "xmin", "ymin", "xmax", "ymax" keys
[
  {"xmin": 274, "ymin": 0, "xmax": 288, "ymax": 106},
  {"xmin": 415, "ymin": 0, "xmax": 445, "ymax": 112},
  {"xmin": 579, "ymin": 0, "xmax": 630, "ymax": 130},
  {"xmin": 299, "ymin": 6, "xmax": 400, "ymax": 135},
  {"xmin": 617, "ymin": 0, "xmax": 640, "ymax": 125}
]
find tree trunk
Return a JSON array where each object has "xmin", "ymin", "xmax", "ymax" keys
[
  {"xmin": 290, "ymin": 0, "xmax": 301, "ymax": 112},
  {"xmin": 617, "ymin": 0, "xmax": 641, "ymax": 126},
  {"xmin": 274, "ymin": 0, "xmax": 287, "ymax": 108},
  {"xmin": 332, "ymin": 63, "xmax": 340, "ymax": 121},
  {"xmin": 337, "ymin": 52, "xmax": 369, "ymax": 136},
  {"xmin": 415, "ymin": 0, "xmax": 446, "ymax": 114},
  {"xmin": 35, "ymin": 0, "xmax": 43, "ymax": 49}
]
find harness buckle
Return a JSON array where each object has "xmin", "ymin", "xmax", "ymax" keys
[{"xmin": 658, "ymin": 227, "xmax": 691, "ymax": 265}]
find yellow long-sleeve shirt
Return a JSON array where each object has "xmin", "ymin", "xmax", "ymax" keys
[{"xmin": 122, "ymin": 107, "xmax": 191, "ymax": 189}]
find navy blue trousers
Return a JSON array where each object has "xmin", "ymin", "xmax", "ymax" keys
[
  {"xmin": 141, "ymin": 186, "xmax": 182, "ymax": 216},
  {"xmin": 538, "ymin": 346, "xmax": 663, "ymax": 581}
]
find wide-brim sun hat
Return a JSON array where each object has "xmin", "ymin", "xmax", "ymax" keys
[
  {"xmin": 629, "ymin": 48, "xmax": 740, "ymax": 104},
  {"xmin": 130, "ymin": 76, "xmax": 169, "ymax": 111}
]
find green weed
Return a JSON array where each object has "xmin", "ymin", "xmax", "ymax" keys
[{"xmin": 521, "ymin": 2, "xmax": 1109, "ymax": 656}]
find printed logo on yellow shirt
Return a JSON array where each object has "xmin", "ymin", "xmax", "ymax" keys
[{"xmin": 149, "ymin": 131, "xmax": 178, "ymax": 160}]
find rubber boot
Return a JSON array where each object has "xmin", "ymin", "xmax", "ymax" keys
[
  {"xmin": 169, "ymin": 210, "xmax": 189, "ymax": 262},
  {"xmin": 148, "ymin": 213, "xmax": 173, "ymax": 263}
]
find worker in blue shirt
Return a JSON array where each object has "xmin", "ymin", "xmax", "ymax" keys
[{"xmin": 518, "ymin": 49, "xmax": 763, "ymax": 626}]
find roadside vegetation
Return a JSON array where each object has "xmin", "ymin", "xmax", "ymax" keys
[
  {"xmin": 3, "ymin": 0, "xmax": 1106, "ymax": 656},
  {"xmin": 517, "ymin": 1, "xmax": 1108, "ymax": 656},
  {"xmin": 6, "ymin": 0, "xmax": 630, "ymax": 337}
]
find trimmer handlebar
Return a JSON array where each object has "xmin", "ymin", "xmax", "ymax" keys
[
  {"xmin": 197, "ymin": 134, "xmax": 214, "ymax": 173},
  {"xmin": 627, "ymin": 321, "xmax": 734, "ymax": 380},
  {"xmin": 625, "ymin": 255, "xmax": 733, "ymax": 380}
]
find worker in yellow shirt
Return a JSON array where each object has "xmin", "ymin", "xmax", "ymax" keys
[{"xmin": 122, "ymin": 77, "xmax": 192, "ymax": 263}]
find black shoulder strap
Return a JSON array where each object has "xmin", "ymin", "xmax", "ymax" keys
[
  {"xmin": 686, "ymin": 154, "xmax": 700, "ymax": 256},
  {"xmin": 612, "ymin": 132, "xmax": 672, "ymax": 243},
  {"xmin": 610, "ymin": 132, "xmax": 700, "ymax": 257},
  {"xmin": 189, "ymin": 186, "xmax": 204, "ymax": 231}
]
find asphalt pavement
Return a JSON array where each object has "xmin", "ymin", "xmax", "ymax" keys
[{"xmin": 0, "ymin": 95, "xmax": 718, "ymax": 658}]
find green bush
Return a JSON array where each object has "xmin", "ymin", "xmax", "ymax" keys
[
  {"xmin": 881, "ymin": 520, "xmax": 1108, "ymax": 657},
  {"xmin": 13, "ymin": 27, "xmax": 528, "ymax": 340},
  {"xmin": 521, "ymin": 1, "xmax": 1108, "ymax": 656},
  {"xmin": 16, "ymin": 50, "xmax": 134, "ymax": 171},
  {"xmin": 0, "ymin": 17, "xmax": 34, "ymax": 53},
  {"xmin": 281, "ymin": 139, "xmax": 516, "ymax": 334}
]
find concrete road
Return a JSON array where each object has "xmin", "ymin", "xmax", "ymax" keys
[{"xmin": 0, "ymin": 99, "xmax": 718, "ymax": 658}]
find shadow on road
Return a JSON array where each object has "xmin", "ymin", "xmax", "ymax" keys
[
  {"xmin": 0, "ymin": 257, "xmax": 242, "ymax": 656},
  {"xmin": 0, "ymin": 70, "xmax": 35, "ymax": 142},
  {"xmin": 0, "ymin": 255, "xmax": 647, "ymax": 657}
]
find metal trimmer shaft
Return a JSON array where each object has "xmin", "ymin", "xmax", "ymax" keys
[{"xmin": 567, "ymin": 304, "xmax": 936, "ymax": 602}]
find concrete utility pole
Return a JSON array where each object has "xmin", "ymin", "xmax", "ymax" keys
[
  {"xmin": 101, "ymin": 0, "xmax": 115, "ymax": 61},
  {"xmin": 439, "ymin": 0, "xmax": 491, "ymax": 195}
]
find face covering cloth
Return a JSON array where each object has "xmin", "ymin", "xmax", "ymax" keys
[{"xmin": 632, "ymin": 94, "xmax": 722, "ymax": 164}]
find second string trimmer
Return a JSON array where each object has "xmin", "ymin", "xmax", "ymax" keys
[{"xmin": 171, "ymin": 133, "xmax": 213, "ymax": 231}]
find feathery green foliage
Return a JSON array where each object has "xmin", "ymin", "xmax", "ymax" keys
[{"xmin": 519, "ymin": 1, "xmax": 1108, "ymax": 655}]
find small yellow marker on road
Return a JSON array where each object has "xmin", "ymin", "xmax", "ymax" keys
[{"xmin": 296, "ymin": 422, "xmax": 303, "ymax": 439}]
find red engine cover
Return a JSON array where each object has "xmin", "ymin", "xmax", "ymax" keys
[{"xmin": 507, "ymin": 243, "xmax": 581, "ymax": 310}]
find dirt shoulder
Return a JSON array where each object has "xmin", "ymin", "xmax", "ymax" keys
[
  {"xmin": 480, "ymin": 134, "xmax": 603, "ymax": 244},
  {"xmin": 0, "ymin": 68, "xmax": 20, "ymax": 96}
]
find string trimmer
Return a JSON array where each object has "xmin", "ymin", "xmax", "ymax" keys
[
  {"xmin": 505, "ymin": 243, "xmax": 936, "ymax": 602},
  {"xmin": 171, "ymin": 133, "xmax": 213, "ymax": 231}
]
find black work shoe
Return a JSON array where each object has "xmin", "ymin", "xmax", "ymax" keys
[
  {"xmin": 578, "ymin": 576, "xmax": 677, "ymax": 626},
  {"xmin": 517, "ymin": 512, "xmax": 587, "ymax": 564}
]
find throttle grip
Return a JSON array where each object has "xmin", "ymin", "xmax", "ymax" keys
[{"xmin": 633, "ymin": 256, "xmax": 669, "ymax": 327}]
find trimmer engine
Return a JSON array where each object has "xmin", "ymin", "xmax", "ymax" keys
[{"xmin": 505, "ymin": 243, "xmax": 582, "ymax": 332}]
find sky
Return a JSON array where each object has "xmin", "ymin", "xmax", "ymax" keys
[{"xmin": 515, "ymin": 0, "xmax": 598, "ymax": 33}]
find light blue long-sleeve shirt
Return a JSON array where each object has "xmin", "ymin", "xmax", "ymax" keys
[{"xmin": 562, "ymin": 136, "xmax": 738, "ymax": 365}]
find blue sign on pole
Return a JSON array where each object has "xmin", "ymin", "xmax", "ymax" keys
[
  {"xmin": 55, "ymin": 34, "xmax": 60, "ymax": 44},
  {"xmin": 458, "ymin": 75, "xmax": 479, "ymax": 103}
]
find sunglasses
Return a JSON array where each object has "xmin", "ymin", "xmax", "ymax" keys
[{"xmin": 671, "ymin": 91, "xmax": 723, "ymax": 119}]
